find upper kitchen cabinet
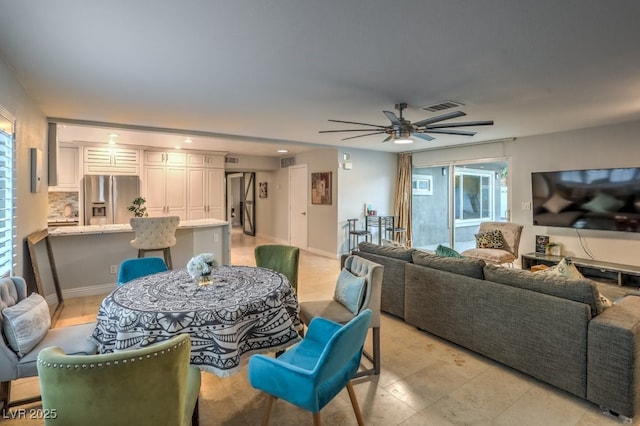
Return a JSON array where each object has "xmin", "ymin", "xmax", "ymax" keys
[
  {"xmin": 49, "ymin": 145, "xmax": 79, "ymax": 191},
  {"xmin": 187, "ymin": 153, "xmax": 225, "ymax": 169},
  {"xmin": 144, "ymin": 151, "xmax": 187, "ymax": 166},
  {"xmin": 84, "ymin": 147, "xmax": 141, "ymax": 175}
]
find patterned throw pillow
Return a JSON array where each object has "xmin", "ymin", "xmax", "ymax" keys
[
  {"xmin": 435, "ymin": 244, "xmax": 463, "ymax": 258},
  {"xmin": 475, "ymin": 230, "xmax": 505, "ymax": 249},
  {"xmin": 333, "ymin": 268, "xmax": 366, "ymax": 315},
  {"xmin": 2, "ymin": 293, "xmax": 51, "ymax": 357}
]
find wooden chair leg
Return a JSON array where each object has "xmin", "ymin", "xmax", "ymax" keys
[
  {"xmin": 312, "ymin": 412, "xmax": 321, "ymax": 426},
  {"xmin": 191, "ymin": 397, "xmax": 199, "ymax": 426},
  {"xmin": 346, "ymin": 382, "xmax": 365, "ymax": 426},
  {"xmin": 164, "ymin": 247, "xmax": 173, "ymax": 270},
  {"xmin": 137, "ymin": 249, "xmax": 144, "ymax": 258},
  {"xmin": 355, "ymin": 326, "xmax": 380, "ymax": 377},
  {"xmin": 262, "ymin": 395, "xmax": 276, "ymax": 426},
  {"xmin": 1, "ymin": 381, "xmax": 9, "ymax": 410}
]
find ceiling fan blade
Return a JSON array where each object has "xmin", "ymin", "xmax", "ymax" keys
[
  {"xmin": 413, "ymin": 111, "xmax": 466, "ymax": 127},
  {"xmin": 424, "ymin": 129, "xmax": 477, "ymax": 136},
  {"xmin": 426, "ymin": 120, "xmax": 494, "ymax": 129},
  {"xmin": 341, "ymin": 131, "xmax": 386, "ymax": 141},
  {"xmin": 382, "ymin": 135, "xmax": 392, "ymax": 143},
  {"xmin": 412, "ymin": 132, "xmax": 435, "ymax": 142},
  {"xmin": 383, "ymin": 111, "xmax": 401, "ymax": 125},
  {"xmin": 319, "ymin": 129, "xmax": 387, "ymax": 133},
  {"xmin": 327, "ymin": 119, "xmax": 387, "ymax": 128}
]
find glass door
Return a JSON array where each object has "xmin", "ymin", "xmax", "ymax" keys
[{"xmin": 412, "ymin": 160, "xmax": 509, "ymax": 251}]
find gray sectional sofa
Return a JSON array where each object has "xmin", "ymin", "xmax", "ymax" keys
[{"xmin": 352, "ymin": 241, "xmax": 640, "ymax": 420}]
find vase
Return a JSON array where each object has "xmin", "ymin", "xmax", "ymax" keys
[{"xmin": 198, "ymin": 273, "xmax": 212, "ymax": 287}]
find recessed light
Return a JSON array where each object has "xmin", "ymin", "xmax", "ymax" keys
[
  {"xmin": 174, "ymin": 145, "xmax": 182, "ymax": 150},
  {"xmin": 108, "ymin": 133, "xmax": 119, "ymax": 138},
  {"xmin": 277, "ymin": 149, "xmax": 288, "ymax": 153},
  {"xmin": 185, "ymin": 138, "xmax": 192, "ymax": 144}
]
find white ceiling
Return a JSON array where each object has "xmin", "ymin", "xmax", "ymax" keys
[{"xmin": 1, "ymin": 1, "xmax": 639, "ymax": 157}]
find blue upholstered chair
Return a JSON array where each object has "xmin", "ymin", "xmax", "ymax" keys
[
  {"xmin": 254, "ymin": 244, "xmax": 300, "ymax": 291},
  {"xmin": 117, "ymin": 257, "xmax": 168, "ymax": 286},
  {"xmin": 248, "ymin": 309, "xmax": 372, "ymax": 426}
]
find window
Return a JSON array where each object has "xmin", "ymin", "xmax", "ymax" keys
[
  {"xmin": 412, "ymin": 174, "xmax": 433, "ymax": 196},
  {"xmin": 454, "ymin": 168, "xmax": 494, "ymax": 223},
  {"xmin": 0, "ymin": 107, "xmax": 15, "ymax": 277}
]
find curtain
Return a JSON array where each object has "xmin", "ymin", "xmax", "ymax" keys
[{"xmin": 394, "ymin": 153, "xmax": 412, "ymax": 247}]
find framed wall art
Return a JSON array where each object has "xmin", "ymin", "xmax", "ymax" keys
[
  {"xmin": 311, "ymin": 172, "xmax": 332, "ymax": 205},
  {"xmin": 259, "ymin": 182, "xmax": 268, "ymax": 198}
]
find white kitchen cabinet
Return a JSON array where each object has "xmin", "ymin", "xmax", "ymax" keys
[
  {"xmin": 144, "ymin": 151, "xmax": 187, "ymax": 166},
  {"xmin": 49, "ymin": 146, "xmax": 79, "ymax": 191},
  {"xmin": 83, "ymin": 147, "xmax": 140, "ymax": 175},
  {"xmin": 187, "ymin": 168, "xmax": 224, "ymax": 220},
  {"xmin": 143, "ymin": 164, "xmax": 187, "ymax": 218},
  {"xmin": 187, "ymin": 153, "xmax": 224, "ymax": 169}
]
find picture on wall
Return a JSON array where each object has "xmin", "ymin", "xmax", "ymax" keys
[
  {"xmin": 311, "ymin": 172, "xmax": 332, "ymax": 205},
  {"xmin": 259, "ymin": 182, "xmax": 268, "ymax": 199}
]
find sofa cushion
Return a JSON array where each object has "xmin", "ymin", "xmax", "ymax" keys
[
  {"xmin": 483, "ymin": 264, "xmax": 603, "ymax": 316},
  {"xmin": 412, "ymin": 250, "xmax": 485, "ymax": 279},
  {"xmin": 2, "ymin": 293, "xmax": 51, "ymax": 357},
  {"xmin": 357, "ymin": 241, "xmax": 414, "ymax": 262}
]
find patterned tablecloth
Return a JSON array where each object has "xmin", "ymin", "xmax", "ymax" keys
[{"xmin": 91, "ymin": 265, "xmax": 301, "ymax": 377}]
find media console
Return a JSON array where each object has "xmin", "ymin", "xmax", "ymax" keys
[{"xmin": 521, "ymin": 252, "xmax": 640, "ymax": 287}]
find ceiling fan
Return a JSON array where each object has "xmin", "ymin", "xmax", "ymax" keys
[{"xmin": 319, "ymin": 103, "xmax": 494, "ymax": 144}]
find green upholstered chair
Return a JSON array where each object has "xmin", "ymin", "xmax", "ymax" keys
[
  {"xmin": 248, "ymin": 309, "xmax": 372, "ymax": 426},
  {"xmin": 0, "ymin": 276, "xmax": 97, "ymax": 410},
  {"xmin": 37, "ymin": 333, "xmax": 201, "ymax": 426},
  {"xmin": 254, "ymin": 244, "xmax": 300, "ymax": 291}
]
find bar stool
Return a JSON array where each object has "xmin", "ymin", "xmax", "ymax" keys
[
  {"xmin": 384, "ymin": 216, "xmax": 407, "ymax": 246},
  {"xmin": 347, "ymin": 218, "xmax": 371, "ymax": 252},
  {"xmin": 130, "ymin": 216, "xmax": 180, "ymax": 269}
]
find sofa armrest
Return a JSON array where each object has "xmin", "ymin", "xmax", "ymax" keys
[{"xmin": 587, "ymin": 295, "xmax": 640, "ymax": 419}]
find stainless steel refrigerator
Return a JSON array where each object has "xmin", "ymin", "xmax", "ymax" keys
[{"xmin": 83, "ymin": 175, "xmax": 140, "ymax": 225}]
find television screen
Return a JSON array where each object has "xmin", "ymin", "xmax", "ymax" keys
[{"xmin": 531, "ymin": 168, "xmax": 640, "ymax": 232}]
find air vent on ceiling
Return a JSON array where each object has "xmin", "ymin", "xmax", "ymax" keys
[
  {"xmin": 280, "ymin": 156, "xmax": 296, "ymax": 168},
  {"xmin": 421, "ymin": 100, "xmax": 464, "ymax": 112},
  {"xmin": 225, "ymin": 157, "xmax": 239, "ymax": 164}
]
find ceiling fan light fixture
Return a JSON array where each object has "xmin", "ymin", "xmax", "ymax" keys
[{"xmin": 393, "ymin": 137, "xmax": 414, "ymax": 144}]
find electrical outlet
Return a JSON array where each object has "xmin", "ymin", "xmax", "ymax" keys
[
  {"xmin": 521, "ymin": 201, "xmax": 531, "ymax": 211},
  {"xmin": 110, "ymin": 265, "xmax": 118, "ymax": 274}
]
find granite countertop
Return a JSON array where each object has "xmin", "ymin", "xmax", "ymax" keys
[{"xmin": 48, "ymin": 218, "xmax": 229, "ymax": 236}]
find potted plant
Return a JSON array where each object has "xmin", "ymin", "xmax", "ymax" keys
[{"xmin": 128, "ymin": 197, "xmax": 148, "ymax": 217}]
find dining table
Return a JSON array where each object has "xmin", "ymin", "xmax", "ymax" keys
[{"xmin": 91, "ymin": 265, "xmax": 301, "ymax": 377}]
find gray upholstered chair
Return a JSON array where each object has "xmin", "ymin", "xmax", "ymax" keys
[
  {"xmin": 38, "ymin": 333, "xmax": 201, "ymax": 426},
  {"xmin": 299, "ymin": 255, "xmax": 383, "ymax": 377},
  {"xmin": 0, "ymin": 276, "xmax": 97, "ymax": 410},
  {"xmin": 130, "ymin": 216, "xmax": 180, "ymax": 269},
  {"xmin": 461, "ymin": 221, "xmax": 523, "ymax": 266}
]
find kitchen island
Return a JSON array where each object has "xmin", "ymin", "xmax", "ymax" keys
[{"xmin": 48, "ymin": 218, "xmax": 230, "ymax": 298}]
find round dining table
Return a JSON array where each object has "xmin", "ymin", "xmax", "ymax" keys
[{"xmin": 91, "ymin": 265, "xmax": 301, "ymax": 377}]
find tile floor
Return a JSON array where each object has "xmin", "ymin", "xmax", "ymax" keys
[{"xmin": 2, "ymin": 230, "xmax": 632, "ymax": 425}]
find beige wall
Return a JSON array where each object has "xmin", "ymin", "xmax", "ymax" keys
[{"xmin": 0, "ymin": 56, "xmax": 48, "ymax": 277}]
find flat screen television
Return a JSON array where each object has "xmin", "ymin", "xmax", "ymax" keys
[{"xmin": 531, "ymin": 168, "xmax": 640, "ymax": 232}]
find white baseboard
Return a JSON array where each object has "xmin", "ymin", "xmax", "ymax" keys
[{"xmin": 63, "ymin": 282, "xmax": 116, "ymax": 299}]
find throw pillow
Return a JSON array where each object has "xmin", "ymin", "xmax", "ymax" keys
[
  {"xmin": 538, "ymin": 257, "xmax": 613, "ymax": 312},
  {"xmin": 543, "ymin": 193, "xmax": 573, "ymax": 214},
  {"xmin": 2, "ymin": 293, "xmax": 51, "ymax": 357},
  {"xmin": 581, "ymin": 193, "xmax": 624, "ymax": 214},
  {"xmin": 475, "ymin": 230, "xmax": 505, "ymax": 249},
  {"xmin": 435, "ymin": 244, "xmax": 463, "ymax": 258},
  {"xmin": 333, "ymin": 268, "xmax": 366, "ymax": 315}
]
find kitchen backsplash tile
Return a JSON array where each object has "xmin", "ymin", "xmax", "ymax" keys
[{"xmin": 48, "ymin": 191, "xmax": 79, "ymax": 219}]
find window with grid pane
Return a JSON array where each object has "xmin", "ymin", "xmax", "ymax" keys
[{"xmin": 0, "ymin": 109, "xmax": 15, "ymax": 277}]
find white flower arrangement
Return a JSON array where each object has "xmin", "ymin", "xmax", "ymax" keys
[{"xmin": 187, "ymin": 253, "xmax": 218, "ymax": 279}]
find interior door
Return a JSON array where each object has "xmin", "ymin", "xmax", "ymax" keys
[
  {"xmin": 289, "ymin": 165, "xmax": 308, "ymax": 249},
  {"xmin": 242, "ymin": 172, "xmax": 255, "ymax": 236}
]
